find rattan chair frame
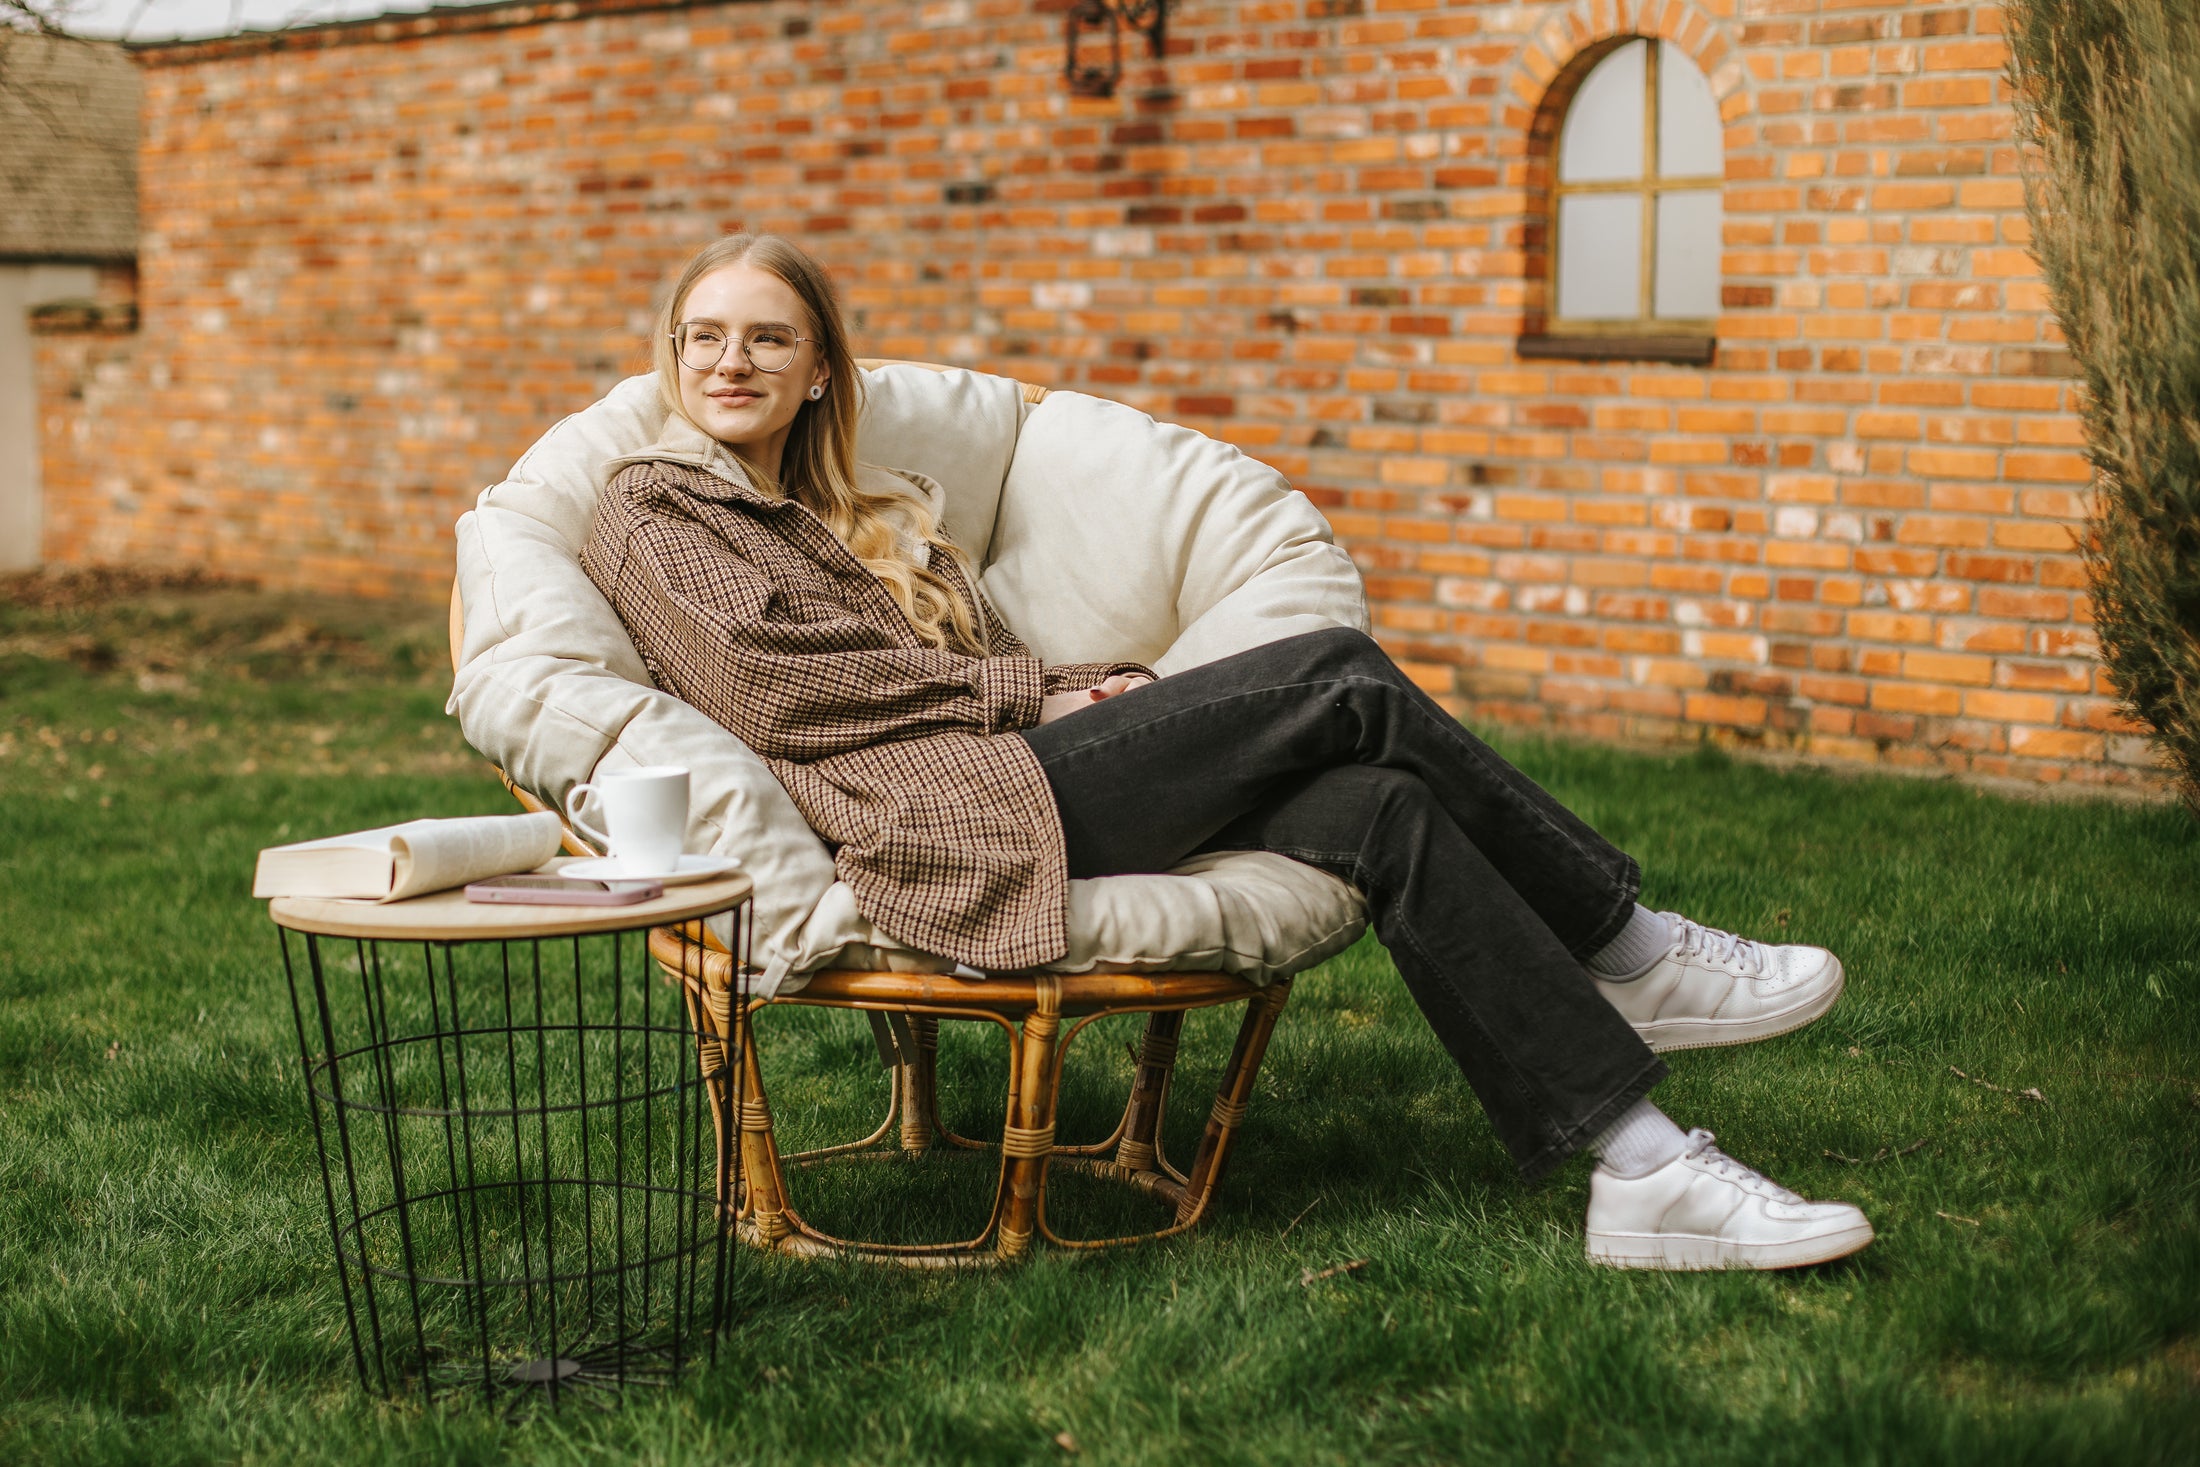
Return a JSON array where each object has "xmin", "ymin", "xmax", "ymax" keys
[
  {"xmin": 648, "ymin": 930, "xmax": 1292, "ymax": 1264},
  {"xmin": 448, "ymin": 358, "xmax": 1298, "ymax": 1264}
]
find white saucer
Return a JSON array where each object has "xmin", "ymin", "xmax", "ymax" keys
[{"xmin": 559, "ymin": 854, "xmax": 741, "ymax": 886}]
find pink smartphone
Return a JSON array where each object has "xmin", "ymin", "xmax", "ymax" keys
[{"xmin": 466, "ymin": 874, "xmax": 666, "ymax": 906}]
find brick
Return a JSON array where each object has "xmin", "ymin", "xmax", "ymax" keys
[
  {"xmin": 1856, "ymin": 411, "xmax": 1920, "ymax": 439},
  {"xmin": 1903, "ymin": 650, "xmax": 1994, "ymax": 686},
  {"xmin": 1903, "ymin": 78, "xmax": 1994, "ymax": 108},
  {"xmin": 1856, "ymin": 547, "xmax": 1944, "ymax": 576},
  {"xmin": 1965, "ymin": 690, "xmax": 2057, "ymax": 724},
  {"xmin": 1928, "ymin": 483, "xmax": 2015, "ymax": 514},
  {"xmin": 1994, "ymin": 520, "xmax": 2082, "ymax": 553},
  {"xmin": 1978, "ymin": 588, "xmax": 2070, "ymax": 620},
  {"xmin": 1848, "ymin": 612, "xmax": 1936, "ymax": 644},
  {"xmin": 1855, "ymin": 711, "xmax": 1920, "ymax": 742},
  {"xmin": 1765, "ymin": 541, "xmax": 1851, "ymax": 570},
  {"xmin": 1945, "ymin": 552, "xmax": 2035, "ymax": 583},
  {"xmin": 2039, "ymin": 558, "xmax": 2092, "ymax": 589},
  {"xmin": 1906, "ymin": 447, "xmax": 1998, "ymax": 479},
  {"xmin": 1946, "ymin": 618, "xmax": 2025, "ymax": 655},
  {"xmin": 1873, "ymin": 681, "xmax": 1964, "ymax": 716},
  {"xmin": 1685, "ymin": 693, "xmax": 1770, "ymax": 728},
  {"xmin": 2003, "ymin": 450, "xmax": 2092, "ymax": 484},
  {"xmin": 1921, "ymin": 40, "xmax": 2010, "ymax": 72},
  {"xmin": 2001, "ymin": 660, "xmax": 2092, "ymax": 694},
  {"xmin": 1694, "ymin": 633, "xmax": 1769, "ymax": 662},
  {"xmin": 1897, "ymin": 515, "xmax": 1992, "ymax": 547},
  {"xmin": 1884, "ymin": 579, "xmax": 1972, "ymax": 614},
  {"xmin": 2009, "ymin": 726, "xmax": 2103, "ymax": 761}
]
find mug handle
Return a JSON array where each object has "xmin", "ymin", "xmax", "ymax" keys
[{"xmin": 564, "ymin": 782, "xmax": 613, "ymax": 854}]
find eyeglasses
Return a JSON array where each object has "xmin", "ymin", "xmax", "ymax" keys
[{"xmin": 670, "ymin": 321, "xmax": 817, "ymax": 374}]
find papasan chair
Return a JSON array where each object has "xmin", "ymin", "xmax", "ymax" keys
[{"xmin": 449, "ymin": 361, "xmax": 1372, "ymax": 1263}]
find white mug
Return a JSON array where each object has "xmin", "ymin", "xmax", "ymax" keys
[{"xmin": 564, "ymin": 766, "xmax": 690, "ymax": 875}]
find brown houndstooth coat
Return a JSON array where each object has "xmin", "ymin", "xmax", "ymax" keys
[{"xmin": 581, "ymin": 417, "xmax": 1152, "ymax": 971}]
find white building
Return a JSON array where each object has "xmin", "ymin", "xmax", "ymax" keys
[{"xmin": 1, "ymin": 31, "xmax": 138, "ymax": 571}]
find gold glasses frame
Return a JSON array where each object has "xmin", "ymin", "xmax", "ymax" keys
[{"xmin": 671, "ymin": 321, "xmax": 820, "ymax": 374}]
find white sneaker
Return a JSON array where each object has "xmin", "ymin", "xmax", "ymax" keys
[
  {"xmin": 1595, "ymin": 914, "xmax": 1844, "ymax": 1052},
  {"xmin": 1586, "ymin": 1129, "xmax": 1874, "ymax": 1271}
]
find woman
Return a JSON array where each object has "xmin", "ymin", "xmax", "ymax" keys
[{"xmin": 582, "ymin": 233, "xmax": 1874, "ymax": 1272}]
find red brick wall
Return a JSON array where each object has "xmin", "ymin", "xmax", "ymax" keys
[{"xmin": 37, "ymin": 0, "xmax": 2161, "ymax": 791}]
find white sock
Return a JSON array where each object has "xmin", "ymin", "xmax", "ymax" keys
[
  {"xmin": 1591, "ymin": 1098, "xmax": 1689, "ymax": 1177},
  {"xmin": 1588, "ymin": 904, "xmax": 1673, "ymax": 978}
]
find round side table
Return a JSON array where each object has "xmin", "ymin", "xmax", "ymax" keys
[{"xmin": 271, "ymin": 861, "xmax": 754, "ymax": 1412}]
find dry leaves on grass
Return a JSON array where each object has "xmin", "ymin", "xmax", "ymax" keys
[
  {"xmin": 1, "ymin": 566, "xmax": 447, "ymax": 689},
  {"xmin": 1825, "ymin": 1138, "xmax": 1932, "ymax": 1165},
  {"xmin": 1949, "ymin": 1066, "xmax": 2047, "ymax": 1104},
  {"xmin": 0, "ymin": 565, "xmax": 244, "ymax": 611}
]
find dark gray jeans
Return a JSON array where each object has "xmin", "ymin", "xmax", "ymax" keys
[{"xmin": 1018, "ymin": 626, "xmax": 1666, "ymax": 1180}]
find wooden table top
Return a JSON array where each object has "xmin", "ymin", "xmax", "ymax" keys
[{"xmin": 268, "ymin": 857, "xmax": 752, "ymax": 941}]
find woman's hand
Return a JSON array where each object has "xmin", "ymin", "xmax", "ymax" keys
[{"xmin": 1036, "ymin": 673, "xmax": 1155, "ymax": 725}]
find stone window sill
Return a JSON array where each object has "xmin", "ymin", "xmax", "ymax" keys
[
  {"xmin": 28, "ymin": 300, "xmax": 139, "ymax": 336},
  {"xmin": 1515, "ymin": 334, "xmax": 1716, "ymax": 366}
]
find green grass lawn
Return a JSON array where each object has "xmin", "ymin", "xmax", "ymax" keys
[{"xmin": 2, "ymin": 574, "xmax": 2197, "ymax": 1465}]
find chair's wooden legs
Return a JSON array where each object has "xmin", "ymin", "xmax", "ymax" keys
[
  {"xmin": 731, "ymin": 1002, "xmax": 794, "ymax": 1246},
  {"xmin": 897, "ymin": 1014, "xmax": 938, "ymax": 1155},
  {"xmin": 995, "ymin": 978, "xmax": 1062, "ymax": 1261},
  {"xmin": 1114, "ymin": 1009, "xmax": 1183, "ymax": 1176},
  {"xmin": 686, "ymin": 972, "xmax": 739, "ymax": 1220},
  {"xmin": 1174, "ymin": 978, "xmax": 1293, "ymax": 1227}
]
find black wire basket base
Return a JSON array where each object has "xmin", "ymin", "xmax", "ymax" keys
[
  {"xmin": 417, "ymin": 1334, "xmax": 692, "ymax": 1416},
  {"xmin": 280, "ymin": 923, "xmax": 745, "ymax": 1412}
]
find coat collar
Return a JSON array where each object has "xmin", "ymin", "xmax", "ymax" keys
[{"xmin": 603, "ymin": 412, "xmax": 781, "ymax": 506}]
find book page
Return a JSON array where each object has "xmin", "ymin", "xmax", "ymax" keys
[
  {"xmin": 384, "ymin": 812, "xmax": 565, "ymax": 901},
  {"xmin": 252, "ymin": 824, "xmax": 404, "ymax": 898},
  {"xmin": 276, "ymin": 823, "xmax": 415, "ymax": 853}
]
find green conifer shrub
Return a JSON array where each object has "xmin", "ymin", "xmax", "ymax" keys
[{"xmin": 2007, "ymin": 0, "xmax": 2200, "ymax": 807}]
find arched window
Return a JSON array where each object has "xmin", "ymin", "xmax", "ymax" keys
[{"xmin": 1549, "ymin": 39, "xmax": 1723, "ymax": 333}]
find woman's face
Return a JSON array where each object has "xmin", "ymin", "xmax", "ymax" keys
[{"xmin": 672, "ymin": 262, "xmax": 829, "ymax": 474}]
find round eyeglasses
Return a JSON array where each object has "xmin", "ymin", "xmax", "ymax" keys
[{"xmin": 671, "ymin": 321, "xmax": 817, "ymax": 374}]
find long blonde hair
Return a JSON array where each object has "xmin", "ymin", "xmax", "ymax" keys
[{"xmin": 653, "ymin": 233, "xmax": 988, "ymax": 656}]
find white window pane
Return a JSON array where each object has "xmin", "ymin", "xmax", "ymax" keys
[
  {"xmin": 1654, "ymin": 189, "xmax": 1722, "ymax": 319},
  {"xmin": 1657, "ymin": 41, "xmax": 1723, "ymax": 179},
  {"xmin": 1558, "ymin": 193, "xmax": 1644, "ymax": 320},
  {"xmin": 1560, "ymin": 40, "xmax": 1645, "ymax": 184}
]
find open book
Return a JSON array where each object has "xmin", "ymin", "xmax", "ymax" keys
[{"xmin": 253, "ymin": 812, "xmax": 566, "ymax": 902}]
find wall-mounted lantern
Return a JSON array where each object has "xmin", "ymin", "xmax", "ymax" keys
[{"xmin": 1064, "ymin": 0, "xmax": 1167, "ymax": 99}]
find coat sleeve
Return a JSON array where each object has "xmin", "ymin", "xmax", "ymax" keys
[
  {"xmin": 1041, "ymin": 660, "xmax": 1158, "ymax": 694},
  {"xmin": 587, "ymin": 488, "xmax": 1047, "ymax": 760}
]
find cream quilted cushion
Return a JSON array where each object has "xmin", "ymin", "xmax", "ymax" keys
[
  {"xmin": 449, "ymin": 365, "xmax": 1370, "ymax": 993},
  {"xmin": 984, "ymin": 390, "xmax": 1373, "ymax": 674}
]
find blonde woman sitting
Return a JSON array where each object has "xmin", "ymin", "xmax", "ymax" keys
[{"xmin": 577, "ymin": 233, "xmax": 1874, "ymax": 1272}]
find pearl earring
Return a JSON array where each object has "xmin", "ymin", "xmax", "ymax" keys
[{"xmin": 807, "ymin": 384, "xmax": 825, "ymax": 401}]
